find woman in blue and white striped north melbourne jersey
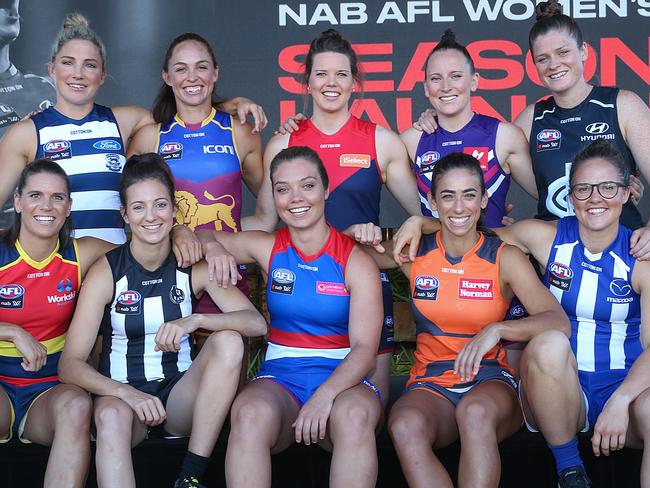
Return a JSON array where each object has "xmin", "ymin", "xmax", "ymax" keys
[
  {"xmin": 392, "ymin": 139, "xmax": 650, "ymax": 487},
  {"xmin": 59, "ymin": 154, "xmax": 267, "ymax": 488}
]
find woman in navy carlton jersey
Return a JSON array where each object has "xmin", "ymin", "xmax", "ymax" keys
[
  {"xmin": 514, "ymin": 1, "xmax": 650, "ymax": 250},
  {"xmin": 394, "ymin": 141, "xmax": 650, "ymax": 487},
  {"xmin": 200, "ymin": 146, "xmax": 383, "ymax": 488},
  {"xmin": 59, "ymin": 154, "xmax": 266, "ymax": 488},
  {"xmin": 0, "ymin": 160, "xmax": 114, "ymax": 487},
  {"xmin": 401, "ymin": 30, "xmax": 537, "ymax": 228},
  {"xmin": 0, "ymin": 14, "xmax": 265, "ymax": 248}
]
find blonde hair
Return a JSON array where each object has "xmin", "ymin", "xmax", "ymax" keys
[{"xmin": 51, "ymin": 13, "xmax": 106, "ymax": 69}]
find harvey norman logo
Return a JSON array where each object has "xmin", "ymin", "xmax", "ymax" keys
[
  {"xmin": 340, "ymin": 153, "xmax": 371, "ymax": 168},
  {"xmin": 458, "ymin": 278, "xmax": 493, "ymax": 300}
]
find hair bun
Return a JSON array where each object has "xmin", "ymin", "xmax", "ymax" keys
[
  {"xmin": 534, "ymin": 0, "xmax": 564, "ymax": 20},
  {"xmin": 440, "ymin": 29, "xmax": 456, "ymax": 44},
  {"xmin": 320, "ymin": 29, "xmax": 343, "ymax": 41},
  {"xmin": 62, "ymin": 12, "xmax": 90, "ymax": 31}
]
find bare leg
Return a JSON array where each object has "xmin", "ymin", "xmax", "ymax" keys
[
  {"xmin": 388, "ymin": 389, "xmax": 458, "ymax": 488},
  {"xmin": 326, "ymin": 384, "xmax": 382, "ymax": 488},
  {"xmin": 455, "ymin": 381, "xmax": 521, "ymax": 488},
  {"xmin": 93, "ymin": 396, "xmax": 148, "ymax": 488},
  {"xmin": 628, "ymin": 388, "xmax": 650, "ymax": 488},
  {"xmin": 520, "ymin": 330, "xmax": 586, "ymax": 442},
  {"xmin": 0, "ymin": 386, "xmax": 11, "ymax": 440},
  {"xmin": 165, "ymin": 330, "xmax": 244, "ymax": 456},
  {"xmin": 22, "ymin": 384, "xmax": 92, "ymax": 488},
  {"xmin": 225, "ymin": 379, "xmax": 299, "ymax": 488}
]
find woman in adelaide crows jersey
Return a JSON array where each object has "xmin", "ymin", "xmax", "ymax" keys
[
  {"xmin": 514, "ymin": 0, "xmax": 650, "ymax": 250},
  {"xmin": 392, "ymin": 140, "xmax": 650, "ymax": 487},
  {"xmin": 59, "ymin": 154, "xmax": 266, "ymax": 488},
  {"xmin": 200, "ymin": 146, "xmax": 383, "ymax": 488},
  {"xmin": 354, "ymin": 152, "xmax": 566, "ymax": 488},
  {"xmin": 0, "ymin": 14, "xmax": 266, "ymax": 248},
  {"xmin": 0, "ymin": 160, "xmax": 114, "ymax": 487}
]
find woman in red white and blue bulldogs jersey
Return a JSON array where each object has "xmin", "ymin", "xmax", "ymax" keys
[
  {"xmin": 0, "ymin": 160, "xmax": 114, "ymax": 487},
  {"xmin": 206, "ymin": 147, "xmax": 384, "ymax": 488}
]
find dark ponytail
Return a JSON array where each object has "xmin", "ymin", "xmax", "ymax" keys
[{"xmin": 529, "ymin": 0, "xmax": 584, "ymax": 51}]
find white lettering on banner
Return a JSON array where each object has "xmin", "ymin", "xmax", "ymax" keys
[{"xmin": 279, "ymin": 1, "xmax": 634, "ymax": 25}]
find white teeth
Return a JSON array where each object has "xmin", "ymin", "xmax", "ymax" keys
[
  {"xmin": 184, "ymin": 86, "xmax": 201, "ymax": 94},
  {"xmin": 439, "ymin": 95, "xmax": 457, "ymax": 101},
  {"xmin": 34, "ymin": 216, "xmax": 54, "ymax": 222},
  {"xmin": 549, "ymin": 71, "xmax": 566, "ymax": 80},
  {"xmin": 449, "ymin": 216, "xmax": 469, "ymax": 225},
  {"xmin": 68, "ymin": 84, "xmax": 85, "ymax": 89},
  {"xmin": 323, "ymin": 91, "xmax": 339, "ymax": 97},
  {"xmin": 143, "ymin": 224, "xmax": 161, "ymax": 230},
  {"xmin": 587, "ymin": 208, "xmax": 606, "ymax": 215},
  {"xmin": 289, "ymin": 207, "xmax": 309, "ymax": 214}
]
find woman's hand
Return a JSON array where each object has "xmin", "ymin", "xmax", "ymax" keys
[
  {"xmin": 275, "ymin": 113, "xmax": 307, "ymax": 135},
  {"xmin": 392, "ymin": 216, "xmax": 428, "ymax": 264},
  {"xmin": 154, "ymin": 315, "xmax": 199, "ymax": 352},
  {"xmin": 171, "ymin": 224, "xmax": 203, "ymax": 268},
  {"xmin": 204, "ymin": 241, "xmax": 241, "ymax": 287},
  {"xmin": 120, "ymin": 386, "xmax": 167, "ymax": 426},
  {"xmin": 343, "ymin": 223, "xmax": 385, "ymax": 253},
  {"xmin": 629, "ymin": 173, "xmax": 644, "ymax": 206},
  {"xmin": 413, "ymin": 108, "xmax": 438, "ymax": 134},
  {"xmin": 454, "ymin": 323, "xmax": 502, "ymax": 382},
  {"xmin": 13, "ymin": 328, "xmax": 47, "ymax": 372},
  {"xmin": 292, "ymin": 389, "xmax": 335, "ymax": 445},
  {"xmin": 591, "ymin": 395, "xmax": 630, "ymax": 456},
  {"xmin": 229, "ymin": 97, "xmax": 268, "ymax": 133}
]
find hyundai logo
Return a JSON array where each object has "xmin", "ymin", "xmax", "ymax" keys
[{"xmin": 585, "ymin": 122, "xmax": 609, "ymax": 135}]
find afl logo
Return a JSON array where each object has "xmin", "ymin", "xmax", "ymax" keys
[
  {"xmin": 0, "ymin": 284, "xmax": 24, "ymax": 299},
  {"xmin": 161, "ymin": 142, "xmax": 182, "ymax": 154},
  {"xmin": 94, "ymin": 139, "xmax": 122, "ymax": 151},
  {"xmin": 272, "ymin": 268, "xmax": 296, "ymax": 284},
  {"xmin": 415, "ymin": 275, "xmax": 439, "ymax": 290},
  {"xmin": 57, "ymin": 278, "xmax": 73, "ymax": 293},
  {"xmin": 44, "ymin": 140, "xmax": 71, "ymax": 153},
  {"xmin": 420, "ymin": 151, "xmax": 440, "ymax": 164},
  {"xmin": 585, "ymin": 122, "xmax": 609, "ymax": 135},
  {"xmin": 117, "ymin": 290, "xmax": 141, "ymax": 305},
  {"xmin": 105, "ymin": 153, "xmax": 123, "ymax": 172},
  {"xmin": 536, "ymin": 129, "xmax": 561, "ymax": 142},
  {"xmin": 550, "ymin": 263, "xmax": 573, "ymax": 279}
]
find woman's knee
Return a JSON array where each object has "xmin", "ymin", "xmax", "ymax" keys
[
  {"xmin": 388, "ymin": 406, "xmax": 429, "ymax": 447},
  {"xmin": 202, "ymin": 330, "xmax": 244, "ymax": 369},
  {"xmin": 230, "ymin": 395, "xmax": 278, "ymax": 440},
  {"xmin": 455, "ymin": 398, "xmax": 496, "ymax": 435},
  {"xmin": 330, "ymin": 397, "xmax": 377, "ymax": 441},
  {"xmin": 52, "ymin": 386, "xmax": 92, "ymax": 431},
  {"xmin": 94, "ymin": 399, "xmax": 134, "ymax": 438},
  {"xmin": 523, "ymin": 329, "xmax": 573, "ymax": 376}
]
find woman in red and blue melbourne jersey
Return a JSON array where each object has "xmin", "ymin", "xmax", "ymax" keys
[
  {"xmin": 0, "ymin": 160, "xmax": 113, "ymax": 487},
  {"xmin": 402, "ymin": 30, "xmax": 537, "ymax": 228},
  {"xmin": 128, "ymin": 33, "xmax": 264, "ymax": 340},
  {"xmin": 253, "ymin": 29, "xmax": 421, "ymax": 403},
  {"xmin": 200, "ymin": 146, "xmax": 383, "ymax": 488}
]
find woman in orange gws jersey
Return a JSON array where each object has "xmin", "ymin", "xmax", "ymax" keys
[{"xmin": 351, "ymin": 152, "xmax": 568, "ymax": 487}]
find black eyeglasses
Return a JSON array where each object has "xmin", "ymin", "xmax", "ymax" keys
[{"xmin": 569, "ymin": 181, "xmax": 627, "ymax": 201}]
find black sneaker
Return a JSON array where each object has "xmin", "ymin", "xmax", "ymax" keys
[
  {"xmin": 558, "ymin": 466, "xmax": 592, "ymax": 488},
  {"xmin": 173, "ymin": 476, "xmax": 206, "ymax": 488}
]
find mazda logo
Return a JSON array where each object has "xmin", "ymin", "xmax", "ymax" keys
[
  {"xmin": 585, "ymin": 122, "xmax": 609, "ymax": 135},
  {"xmin": 610, "ymin": 278, "xmax": 632, "ymax": 297}
]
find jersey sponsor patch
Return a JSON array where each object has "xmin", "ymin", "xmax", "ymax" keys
[
  {"xmin": 105, "ymin": 153, "xmax": 123, "ymax": 172},
  {"xmin": 536, "ymin": 129, "xmax": 561, "ymax": 152},
  {"xmin": 42, "ymin": 139, "xmax": 71, "ymax": 160},
  {"xmin": 339, "ymin": 153, "xmax": 371, "ymax": 168},
  {"xmin": 116, "ymin": 290, "xmax": 142, "ymax": 315},
  {"xmin": 458, "ymin": 278, "xmax": 494, "ymax": 300},
  {"xmin": 159, "ymin": 141, "xmax": 183, "ymax": 160},
  {"xmin": 607, "ymin": 278, "xmax": 634, "ymax": 303},
  {"xmin": 169, "ymin": 285, "xmax": 185, "ymax": 305},
  {"xmin": 93, "ymin": 139, "xmax": 122, "ymax": 151},
  {"xmin": 0, "ymin": 283, "xmax": 24, "ymax": 309},
  {"xmin": 463, "ymin": 147, "xmax": 489, "ymax": 171},
  {"xmin": 270, "ymin": 268, "xmax": 296, "ymax": 295},
  {"xmin": 418, "ymin": 150, "xmax": 440, "ymax": 174},
  {"xmin": 316, "ymin": 281, "xmax": 349, "ymax": 296},
  {"xmin": 548, "ymin": 262, "xmax": 573, "ymax": 291},
  {"xmin": 413, "ymin": 275, "xmax": 439, "ymax": 300}
]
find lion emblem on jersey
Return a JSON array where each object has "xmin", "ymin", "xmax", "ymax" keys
[{"xmin": 175, "ymin": 190, "xmax": 238, "ymax": 232}]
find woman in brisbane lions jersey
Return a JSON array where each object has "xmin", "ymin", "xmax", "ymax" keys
[
  {"xmin": 353, "ymin": 152, "xmax": 567, "ymax": 488},
  {"xmin": 0, "ymin": 160, "xmax": 114, "ymax": 487}
]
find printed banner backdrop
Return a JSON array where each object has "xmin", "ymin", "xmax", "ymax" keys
[{"xmin": 9, "ymin": 0, "xmax": 650, "ymax": 225}]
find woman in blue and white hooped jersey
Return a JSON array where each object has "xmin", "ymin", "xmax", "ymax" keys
[
  {"xmin": 0, "ymin": 13, "xmax": 265, "ymax": 250},
  {"xmin": 393, "ymin": 139, "xmax": 650, "ymax": 487}
]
